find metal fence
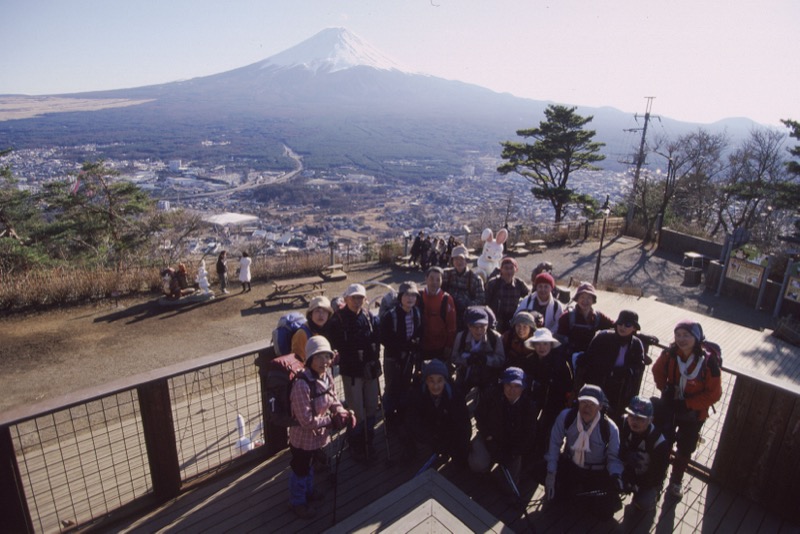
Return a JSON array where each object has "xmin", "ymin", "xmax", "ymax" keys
[{"xmin": 0, "ymin": 342, "xmax": 270, "ymax": 533}]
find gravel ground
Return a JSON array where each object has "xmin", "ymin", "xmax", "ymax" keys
[{"xmin": 0, "ymin": 236, "xmax": 774, "ymax": 414}]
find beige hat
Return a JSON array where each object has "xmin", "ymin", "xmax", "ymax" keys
[
  {"xmin": 308, "ymin": 295, "xmax": 333, "ymax": 315},
  {"xmin": 343, "ymin": 283, "xmax": 367, "ymax": 298},
  {"xmin": 451, "ymin": 245, "xmax": 468, "ymax": 259},
  {"xmin": 398, "ymin": 281, "xmax": 420, "ymax": 297},
  {"xmin": 524, "ymin": 328, "xmax": 561, "ymax": 349},
  {"xmin": 305, "ymin": 335, "xmax": 334, "ymax": 364}
]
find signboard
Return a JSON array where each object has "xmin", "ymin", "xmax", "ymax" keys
[
  {"xmin": 726, "ymin": 257, "xmax": 765, "ymax": 287},
  {"xmin": 786, "ymin": 277, "xmax": 800, "ymax": 304}
]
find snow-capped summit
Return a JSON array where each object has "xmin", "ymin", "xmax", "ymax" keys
[{"xmin": 258, "ymin": 27, "xmax": 407, "ymax": 73}]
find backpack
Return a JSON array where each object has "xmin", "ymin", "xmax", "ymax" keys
[
  {"xmin": 264, "ymin": 355, "xmax": 326, "ymax": 427},
  {"xmin": 417, "ymin": 290, "xmax": 451, "ymax": 325},
  {"xmin": 272, "ymin": 312, "xmax": 308, "ymax": 356},
  {"xmin": 567, "ymin": 308, "xmax": 603, "ymax": 332},
  {"xmin": 702, "ymin": 340, "xmax": 723, "ymax": 370},
  {"xmin": 563, "ymin": 406, "xmax": 611, "ymax": 448}
]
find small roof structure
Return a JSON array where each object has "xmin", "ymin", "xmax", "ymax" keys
[
  {"xmin": 325, "ymin": 469, "xmax": 510, "ymax": 533},
  {"xmin": 202, "ymin": 212, "xmax": 259, "ymax": 226}
]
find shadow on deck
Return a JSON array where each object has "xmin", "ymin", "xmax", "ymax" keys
[{"xmin": 115, "ymin": 419, "xmax": 792, "ymax": 534}]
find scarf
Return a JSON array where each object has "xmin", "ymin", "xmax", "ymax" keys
[
  {"xmin": 676, "ymin": 353, "xmax": 704, "ymax": 399},
  {"xmin": 571, "ymin": 410, "xmax": 601, "ymax": 467}
]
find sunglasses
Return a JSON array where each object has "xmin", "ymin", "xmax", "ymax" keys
[{"xmin": 617, "ymin": 322, "xmax": 636, "ymax": 328}]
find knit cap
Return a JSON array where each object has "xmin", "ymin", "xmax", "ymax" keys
[{"xmin": 674, "ymin": 320, "xmax": 704, "ymax": 342}]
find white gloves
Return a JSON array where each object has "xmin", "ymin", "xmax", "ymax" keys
[{"xmin": 545, "ymin": 471, "xmax": 556, "ymax": 500}]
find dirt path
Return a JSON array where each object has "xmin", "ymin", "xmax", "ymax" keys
[{"xmin": 0, "ymin": 238, "xmax": 772, "ymax": 413}]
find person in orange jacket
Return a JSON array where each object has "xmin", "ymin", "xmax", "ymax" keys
[{"xmin": 651, "ymin": 320, "xmax": 721, "ymax": 499}]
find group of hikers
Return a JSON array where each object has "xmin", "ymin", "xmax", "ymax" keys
[
  {"xmin": 270, "ymin": 248, "xmax": 723, "ymax": 522},
  {"xmin": 408, "ymin": 231, "xmax": 461, "ymax": 271}
]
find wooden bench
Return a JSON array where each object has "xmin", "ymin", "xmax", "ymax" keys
[
  {"xmin": 257, "ymin": 276, "xmax": 325, "ymax": 307},
  {"xmin": 320, "ymin": 264, "xmax": 347, "ymax": 281}
]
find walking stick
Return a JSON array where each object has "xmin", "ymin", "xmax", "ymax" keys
[
  {"xmin": 375, "ymin": 375, "xmax": 393, "ymax": 466},
  {"xmin": 331, "ymin": 427, "xmax": 348, "ymax": 526},
  {"xmin": 501, "ymin": 464, "xmax": 536, "ymax": 533},
  {"xmin": 414, "ymin": 453, "xmax": 439, "ymax": 478}
]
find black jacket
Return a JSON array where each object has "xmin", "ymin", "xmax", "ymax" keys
[
  {"xmin": 328, "ymin": 307, "xmax": 380, "ymax": 378},
  {"xmin": 582, "ymin": 330, "xmax": 646, "ymax": 415},
  {"xmin": 474, "ymin": 384, "xmax": 537, "ymax": 462},
  {"xmin": 404, "ymin": 381, "xmax": 471, "ymax": 462},
  {"xmin": 380, "ymin": 305, "xmax": 423, "ymax": 361}
]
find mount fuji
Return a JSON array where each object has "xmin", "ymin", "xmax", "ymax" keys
[{"xmin": 0, "ymin": 28, "xmax": 755, "ymax": 179}]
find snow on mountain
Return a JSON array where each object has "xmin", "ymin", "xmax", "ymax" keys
[{"xmin": 257, "ymin": 27, "xmax": 408, "ymax": 74}]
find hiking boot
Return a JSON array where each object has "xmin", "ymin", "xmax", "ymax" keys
[
  {"xmin": 290, "ymin": 504, "xmax": 316, "ymax": 519},
  {"xmin": 307, "ymin": 488, "xmax": 325, "ymax": 502},
  {"xmin": 667, "ymin": 482, "xmax": 683, "ymax": 499}
]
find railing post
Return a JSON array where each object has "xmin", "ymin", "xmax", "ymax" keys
[
  {"xmin": 0, "ymin": 425, "xmax": 34, "ymax": 533},
  {"xmin": 255, "ymin": 346, "xmax": 286, "ymax": 457},
  {"xmin": 137, "ymin": 380, "xmax": 182, "ymax": 502}
]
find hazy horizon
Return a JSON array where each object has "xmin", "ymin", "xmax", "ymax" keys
[{"xmin": 1, "ymin": 0, "xmax": 798, "ymax": 127}]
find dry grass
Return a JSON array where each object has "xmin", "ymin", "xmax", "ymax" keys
[{"xmin": 0, "ymin": 248, "xmax": 376, "ymax": 313}]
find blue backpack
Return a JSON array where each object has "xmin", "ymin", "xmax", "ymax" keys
[{"xmin": 271, "ymin": 312, "xmax": 309, "ymax": 356}]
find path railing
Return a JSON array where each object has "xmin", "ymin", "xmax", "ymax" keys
[{"xmin": 1, "ymin": 338, "xmax": 798, "ymax": 531}]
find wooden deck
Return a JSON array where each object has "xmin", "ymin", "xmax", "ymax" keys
[
  {"xmin": 10, "ymin": 290, "xmax": 800, "ymax": 532},
  {"xmin": 114, "ymin": 416, "xmax": 798, "ymax": 533},
  {"xmin": 596, "ymin": 291, "xmax": 800, "ymax": 387}
]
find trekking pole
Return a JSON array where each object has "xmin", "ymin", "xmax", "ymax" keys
[
  {"xmin": 331, "ymin": 427, "xmax": 348, "ymax": 526},
  {"xmin": 501, "ymin": 464, "xmax": 536, "ymax": 533},
  {"xmin": 414, "ymin": 453, "xmax": 439, "ymax": 478},
  {"xmin": 375, "ymin": 375, "xmax": 393, "ymax": 466}
]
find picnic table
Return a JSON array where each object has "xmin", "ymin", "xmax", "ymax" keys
[
  {"xmin": 527, "ymin": 239, "xmax": 547, "ymax": 253},
  {"xmin": 257, "ymin": 275, "xmax": 324, "ymax": 307}
]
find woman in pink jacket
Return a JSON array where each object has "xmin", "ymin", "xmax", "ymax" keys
[{"xmin": 288, "ymin": 336, "xmax": 353, "ymax": 519}]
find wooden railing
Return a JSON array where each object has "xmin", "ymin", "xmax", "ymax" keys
[
  {"xmin": 0, "ymin": 340, "xmax": 272, "ymax": 533},
  {"xmin": 1, "ymin": 339, "xmax": 798, "ymax": 531}
]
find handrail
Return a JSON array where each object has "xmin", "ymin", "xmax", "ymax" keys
[{"xmin": 0, "ymin": 339, "xmax": 272, "ymax": 428}]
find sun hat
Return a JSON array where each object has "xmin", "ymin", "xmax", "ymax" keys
[
  {"xmin": 523, "ymin": 328, "xmax": 561, "ymax": 350},
  {"xmin": 308, "ymin": 296, "xmax": 333, "ymax": 316},
  {"xmin": 511, "ymin": 311, "xmax": 537, "ymax": 328},
  {"xmin": 573, "ymin": 282, "xmax": 597, "ymax": 303},
  {"xmin": 305, "ymin": 335, "xmax": 334, "ymax": 366},
  {"xmin": 615, "ymin": 310, "xmax": 640, "ymax": 330},
  {"xmin": 398, "ymin": 281, "xmax": 420, "ymax": 297}
]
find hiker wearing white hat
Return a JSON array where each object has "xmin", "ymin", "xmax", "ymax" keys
[{"xmin": 327, "ymin": 283, "xmax": 381, "ymax": 462}]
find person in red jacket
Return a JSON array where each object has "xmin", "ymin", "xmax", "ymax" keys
[
  {"xmin": 652, "ymin": 320, "xmax": 721, "ymax": 499},
  {"xmin": 418, "ymin": 266, "xmax": 457, "ymax": 361}
]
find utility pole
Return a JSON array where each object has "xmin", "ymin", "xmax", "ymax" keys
[{"xmin": 625, "ymin": 97, "xmax": 657, "ymax": 231}]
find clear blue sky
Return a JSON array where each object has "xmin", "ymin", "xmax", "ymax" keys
[{"xmin": 2, "ymin": 0, "xmax": 797, "ymax": 126}]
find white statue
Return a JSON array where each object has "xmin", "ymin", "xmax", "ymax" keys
[{"xmin": 196, "ymin": 259, "xmax": 213, "ymax": 296}]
